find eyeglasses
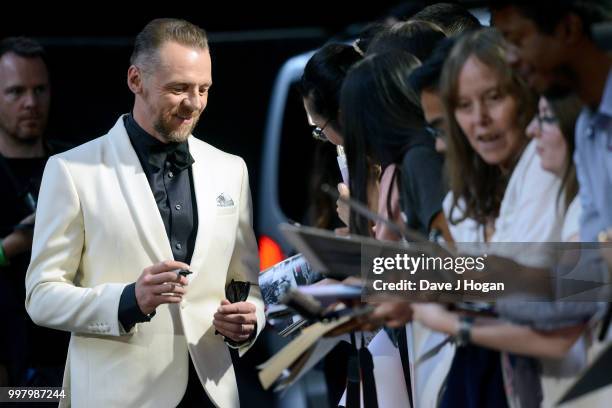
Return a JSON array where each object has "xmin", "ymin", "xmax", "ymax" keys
[
  {"xmin": 536, "ymin": 113, "xmax": 558, "ymax": 130},
  {"xmin": 312, "ymin": 120, "xmax": 330, "ymax": 142}
]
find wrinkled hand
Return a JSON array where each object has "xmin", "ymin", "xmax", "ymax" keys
[
  {"xmin": 135, "ymin": 260, "xmax": 189, "ymax": 315},
  {"xmin": 337, "ymin": 183, "xmax": 350, "ymax": 226},
  {"xmin": 214, "ymin": 300, "xmax": 257, "ymax": 343}
]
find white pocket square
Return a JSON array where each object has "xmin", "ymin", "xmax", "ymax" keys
[{"xmin": 216, "ymin": 193, "xmax": 235, "ymax": 207}]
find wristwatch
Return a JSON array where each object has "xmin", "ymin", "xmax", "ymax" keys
[{"xmin": 454, "ymin": 316, "xmax": 474, "ymax": 347}]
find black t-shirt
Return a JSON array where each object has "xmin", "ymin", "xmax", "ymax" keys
[
  {"xmin": 397, "ymin": 139, "xmax": 447, "ymax": 236},
  {"xmin": 0, "ymin": 157, "xmax": 46, "ymax": 225},
  {"xmin": 0, "ymin": 143, "xmax": 71, "ymax": 370},
  {"xmin": 0, "ymin": 156, "xmax": 47, "ymax": 284}
]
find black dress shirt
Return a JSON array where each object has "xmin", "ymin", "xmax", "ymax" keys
[
  {"xmin": 118, "ymin": 113, "xmax": 198, "ymax": 331},
  {"xmin": 120, "ymin": 115, "xmax": 216, "ymax": 406}
]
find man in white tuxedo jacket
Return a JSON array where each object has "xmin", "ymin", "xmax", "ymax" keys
[{"xmin": 25, "ymin": 18, "xmax": 265, "ymax": 407}]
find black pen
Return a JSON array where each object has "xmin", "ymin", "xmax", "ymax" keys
[{"xmin": 176, "ymin": 269, "xmax": 192, "ymax": 277}]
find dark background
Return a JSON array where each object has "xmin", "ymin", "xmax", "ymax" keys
[
  {"xmin": 1, "ymin": 3, "xmax": 478, "ymax": 405},
  {"xmin": 0, "ymin": 1, "xmax": 446, "ymax": 233}
]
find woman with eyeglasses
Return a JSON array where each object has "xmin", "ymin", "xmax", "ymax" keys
[
  {"xmin": 298, "ymin": 43, "xmax": 375, "ymax": 407},
  {"xmin": 522, "ymin": 94, "xmax": 600, "ymax": 407},
  {"xmin": 300, "ymin": 43, "xmax": 381, "ymax": 232},
  {"xmin": 526, "ymin": 95, "xmax": 582, "ymax": 241},
  {"xmin": 301, "ymin": 43, "xmax": 354, "ymax": 147}
]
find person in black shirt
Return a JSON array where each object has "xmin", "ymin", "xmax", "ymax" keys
[
  {"xmin": 0, "ymin": 37, "xmax": 69, "ymax": 387},
  {"xmin": 340, "ymin": 50, "xmax": 450, "ymax": 240}
]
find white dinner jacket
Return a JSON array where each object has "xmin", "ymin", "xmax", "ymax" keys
[{"xmin": 25, "ymin": 116, "xmax": 265, "ymax": 407}]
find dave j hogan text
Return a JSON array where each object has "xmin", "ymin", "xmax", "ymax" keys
[{"xmin": 372, "ymin": 279, "xmax": 505, "ymax": 293}]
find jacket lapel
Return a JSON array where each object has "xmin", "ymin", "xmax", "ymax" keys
[
  {"xmin": 187, "ymin": 138, "xmax": 215, "ymax": 277},
  {"xmin": 106, "ymin": 116, "xmax": 173, "ymax": 262}
]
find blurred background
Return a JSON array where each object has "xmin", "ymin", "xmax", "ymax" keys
[
  {"xmin": 0, "ymin": 4, "xmax": 488, "ymax": 406},
  {"xmin": 0, "ymin": 1, "xmax": 457, "ymax": 234}
]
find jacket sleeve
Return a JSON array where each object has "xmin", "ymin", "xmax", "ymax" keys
[
  {"xmin": 25, "ymin": 156, "xmax": 129, "ymax": 337},
  {"xmin": 224, "ymin": 158, "xmax": 265, "ymax": 356}
]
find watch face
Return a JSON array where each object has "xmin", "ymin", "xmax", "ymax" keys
[{"xmin": 456, "ymin": 317, "xmax": 474, "ymax": 347}]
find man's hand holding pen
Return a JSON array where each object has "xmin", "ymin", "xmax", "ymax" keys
[{"xmin": 135, "ymin": 260, "xmax": 190, "ymax": 316}]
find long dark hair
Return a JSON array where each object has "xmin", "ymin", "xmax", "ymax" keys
[
  {"xmin": 340, "ymin": 50, "xmax": 426, "ymax": 236},
  {"xmin": 545, "ymin": 95, "xmax": 582, "ymax": 210},
  {"xmin": 299, "ymin": 43, "xmax": 363, "ymax": 133},
  {"xmin": 440, "ymin": 28, "xmax": 536, "ymax": 226}
]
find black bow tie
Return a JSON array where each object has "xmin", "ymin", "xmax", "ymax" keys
[
  {"xmin": 124, "ymin": 113, "xmax": 195, "ymax": 171},
  {"xmin": 148, "ymin": 142, "xmax": 194, "ymax": 171}
]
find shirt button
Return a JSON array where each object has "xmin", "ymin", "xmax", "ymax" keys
[
  {"xmin": 175, "ymin": 242, "xmax": 182, "ymax": 250},
  {"xmin": 175, "ymin": 204, "xmax": 182, "ymax": 211},
  {"xmin": 168, "ymin": 171, "xmax": 174, "ymax": 179}
]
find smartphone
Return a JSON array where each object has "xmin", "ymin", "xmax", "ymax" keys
[{"xmin": 336, "ymin": 145, "xmax": 349, "ymax": 185}]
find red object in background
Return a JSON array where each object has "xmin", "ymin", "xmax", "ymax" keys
[{"xmin": 258, "ymin": 235, "xmax": 285, "ymax": 271}]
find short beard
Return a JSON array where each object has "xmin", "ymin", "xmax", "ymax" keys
[
  {"xmin": 0, "ymin": 123, "xmax": 43, "ymax": 146},
  {"xmin": 16, "ymin": 134, "xmax": 42, "ymax": 145},
  {"xmin": 153, "ymin": 115, "xmax": 199, "ymax": 143}
]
